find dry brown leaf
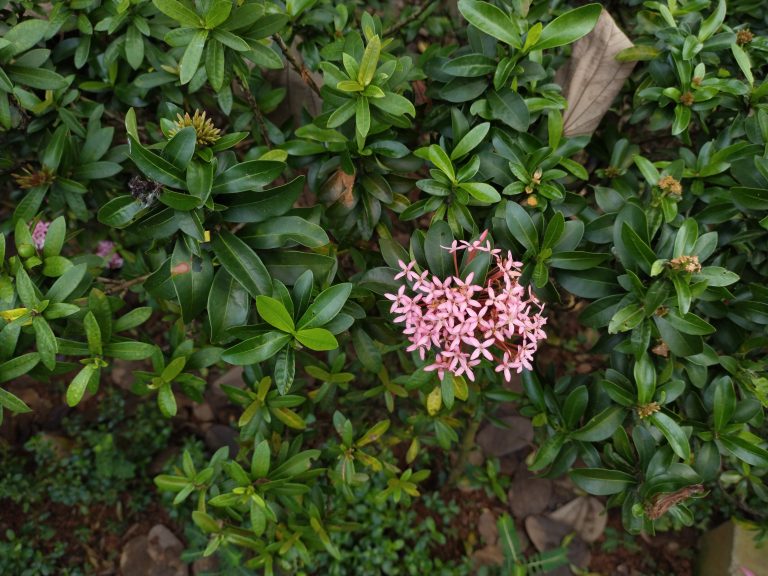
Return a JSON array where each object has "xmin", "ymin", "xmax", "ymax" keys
[
  {"xmin": 556, "ymin": 10, "xmax": 636, "ymax": 137},
  {"xmin": 320, "ymin": 169, "xmax": 356, "ymax": 207},
  {"xmin": 548, "ymin": 496, "xmax": 607, "ymax": 543}
]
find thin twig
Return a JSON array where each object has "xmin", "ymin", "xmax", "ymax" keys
[
  {"xmin": 384, "ymin": 1, "xmax": 435, "ymax": 37},
  {"xmin": 272, "ymin": 33, "xmax": 322, "ymax": 97},
  {"xmin": 102, "ymin": 273, "xmax": 151, "ymax": 295},
  {"xmin": 236, "ymin": 80, "xmax": 272, "ymax": 149}
]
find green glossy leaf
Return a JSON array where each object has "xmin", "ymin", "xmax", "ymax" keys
[
  {"xmin": 274, "ymin": 346, "xmax": 295, "ymax": 395},
  {"xmin": 42, "ymin": 125, "xmax": 68, "ymax": 172},
  {"xmin": 114, "ymin": 307, "xmax": 153, "ymax": 332},
  {"xmin": 158, "ymin": 382, "xmax": 178, "ymax": 417},
  {"xmin": 256, "ymin": 295, "xmax": 295, "ymax": 333},
  {"xmin": 488, "ymin": 89, "xmax": 529, "ymax": 132},
  {"xmin": 6, "ymin": 66, "xmax": 68, "ymax": 90},
  {"xmin": 648, "ymin": 412, "xmax": 691, "ymax": 461},
  {"xmin": 241, "ymin": 216, "xmax": 329, "ymax": 249},
  {"xmin": 165, "ymin": 126, "xmax": 197, "ymax": 170},
  {"xmin": 207, "ymin": 268, "xmax": 250, "ymax": 343},
  {"xmin": 563, "ymin": 385, "xmax": 589, "ymax": 429},
  {"xmin": 41, "ymin": 216, "xmax": 65, "ymax": 258},
  {"xmin": 153, "ymin": 0, "xmax": 201, "ymax": 26},
  {"xmin": 297, "ymin": 283, "xmax": 352, "ymax": 329},
  {"xmin": 358, "ymin": 35, "xmax": 380, "ymax": 86},
  {"xmin": 665, "ymin": 310, "xmax": 715, "ymax": 335},
  {"xmin": 212, "ymin": 160, "xmax": 284, "ymax": 194},
  {"xmin": 222, "ymin": 176, "xmax": 304, "ymax": 223},
  {"xmin": 295, "ymin": 327, "xmax": 338, "ymax": 351},
  {"xmin": 66, "ymin": 364, "xmax": 98, "ymax": 407},
  {"xmin": 451, "ymin": 122, "xmax": 490, "ymax": 161},
  {"xmin": 570, "ymin": 468, "xmax": 636, "ymax": 495},
  {"xmin": 2, "ymin": 19, "xmax": 50, "ymax": 56},
  {"xmin": 83, "ymin": 311, "xmax": 102, "ymax": 357},
  {"xmin": 416, "ymin": 144, "xmax": 455, "ymax": 182},
  {"xmin": 505, "ymin": 201, "xmax": 538, "ymax": 252},
  {"xmin": 98, "ymin": 195, "xmax": 144, "ymax": 228},
  {"xmin": 717, "ymin": 435, "xmax": 768, "ymax": 467},
  {"xmin": 205, "ymin": 39, "xmax": 225, "ymax": 91},
  {"xmin": 457, "ymin": 0, "xmax": 520, "ymax": 47},
  {"xmin": 698, "ymin": 0, "xmax": 725, "ymax": 41},
  {"xmin": 0, "ymin": 387, "xmax": 32, "ymax": 413},
  {"xmin": 46, "ymin": 264, "xmax": 87, "ymax": 303},
  {"xmin": 458, "ymin": 182, "xmax": 500, "ymax": 203},
  {"xmin": 424, "ymin": 220, "xmax": 454, "ymax": 278},
  {"xmin": 533, "ymin": 4, "xmax": 602, "ymax": 51},
  {"xmin": 221, "ymin": 332, "xmax": 291, "ymax": 365},
  {"xmin": 252, "ymin": 439, "xmax": 271, "ymax": 478},
  {"xmin": 212, "ymin": 230, "xmax": 272, "ymax": 298},
  {"xmin": 127, "ymin": 135, "xmax": 185, "ymax": 188},
  {"xmin": 634, "ymin": 353, "xmax": 656, "ymax": 404},
  {"xmin": 179, "ymin": 29, "xmax": 208, "ymax": 84},
  {"xmin": 570, "ymin": 406, "xmax": 626, "ymax": 441},
  {"xmin": 713, "ymin": 377, "xmax": 735, "ymax": 432},
  {"xmin": 0, "ymin": 353, "xmax": 40, "ymax": 384},
  {"xmin": 529, "ymin": 433, "xmax": 566, "ymax": 471},
  {"xmin": 171, "ymin": 239, "xmax": 214, "ymax": 324}
]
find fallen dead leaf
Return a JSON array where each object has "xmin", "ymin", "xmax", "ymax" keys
[
  {"xmin": 548, "ymin": 496, "xmax": 607, "ymax": 543},
  {"xmin": 555, "ymin": 10, "xmax": 636, "ymax": 137}
]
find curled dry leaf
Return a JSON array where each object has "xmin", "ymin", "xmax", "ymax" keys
[
  {"xmin": 320, "ymin": 169, "xmax": 357, "ymax": 207},
  {"xmin": 555, "ymin": 10, "xmax": 636, "ymax": 137}
]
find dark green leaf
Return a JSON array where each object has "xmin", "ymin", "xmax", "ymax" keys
[
  {"xmin": 717, "ymin": 435, "xmax": 768, "ymax": 467},
  {"xmin": 570, "ymin": 468, "xmax": 636, "ymax": 495},
  {"xmin": 212, "ymin": 230, "xmax": 272, "ymax": 298},
  {"xmin": 127, "ymin": 135, "xmax": 185, "ymax": 188},
  {"xmin": 570, "ymin": 406, "xmax": 626, "ymax": 441},
  {"xmin": 221, "ymin": 332, "xmax": 291, "ymax": 365},
  {"xmin": 171, "ymin": 239, "xmax": 214, "ymax": 324},
  {"xmin": 648, "ymin": 412, "xmax": 691, "ymax": 461},
  {"xmin": 488, "ymin": 89, "xmax": 530, "ymax": 132},
  {"xmin": 212, "ymin": 160, "xmax": 284, "ymax": 194},
  {"xmin": 457, "ymin": 0, "xmax": 520, "ymax": 47},
  {"xmin": 207, "ymin": 268, "xmax": 250, "ymax": 343}
]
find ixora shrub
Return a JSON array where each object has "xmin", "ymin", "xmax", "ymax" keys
[{"xmin": 2, "ymin": 0, "xmax": 768, "ymax": 569}]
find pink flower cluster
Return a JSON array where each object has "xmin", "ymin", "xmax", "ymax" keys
[
  {"xmin": 96, "ymin": 240, "xmax": 124, "ymax": 269},
  {"xmin": 30, "ymin": 221, "xmax": 123, "ymax": 269},
  {"xmin": 385, "ymin": 232, "xmax": 546, "ymax": 383},
  {"xmin": 32, "ymin": 221, "xmax": 49, "ymax": 250}
]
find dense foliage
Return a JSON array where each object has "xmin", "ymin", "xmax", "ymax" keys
[{"xmin": 1, "ymin": 0, "xmax": 768, "ymax": 571}]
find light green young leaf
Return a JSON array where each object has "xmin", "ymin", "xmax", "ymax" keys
[
  {"xmin": 357, "ymin": 35, "xmax": 381, "ymax": 86},
  {"xmin": 532, "ymin": 4, "xmax": 602, "ymax": 51},
  {"xmin": 256, "ymin": 295, "xmax": 295, "ymax": 333}
]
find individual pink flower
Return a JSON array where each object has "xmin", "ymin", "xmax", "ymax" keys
[
  {"xmin": 96, "ymin": 240, "xmax": 124, "ymax": 269},
  {"xmin": 384, "ymin": 231, "xmax": 546, "ymax": 384},
  {"xmin": 394, "ymin": 259, "xmax": 417, "ymax": 281},
  {"xmin": 32, "ymin": 221, "xmax": 49, "ymax": 251}
]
